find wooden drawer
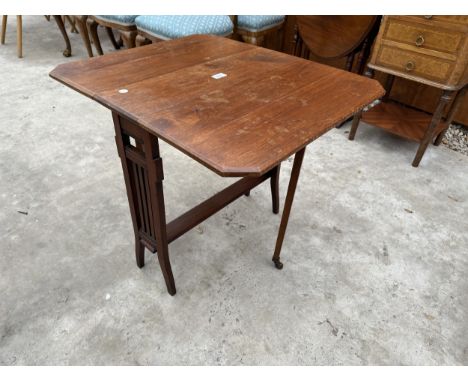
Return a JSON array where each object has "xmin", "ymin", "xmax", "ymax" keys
[
  {"xmin": 375, "ymin": 45, "xmax": 454, "ymax": 83},
  {"xmin": 417, "ymin": 16, "xmax": 468, "ymax": 26},
  {"xmin": 384, "ymin": 18, "xmax": 464, "ymax": 54}
]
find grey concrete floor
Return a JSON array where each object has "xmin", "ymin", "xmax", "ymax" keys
[{"xmin": 1, "ymin": 16, "xmax": 467, "ymax": 365}]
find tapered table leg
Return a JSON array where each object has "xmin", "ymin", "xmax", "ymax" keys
[
  {"xmin": 142, "ymin": 131, "xmax": 176, "ymax": 295},
  {"xmin": 270, "ymin": 164, "xmax": 281, "ymax": 214},
  {"xmin": 113, "ymin": 113, "xmax": 146, "ymax": 269},
  {"xmin": 272, "ymin": 148, "xmax": 306, "ymax": 269},
  {"xmin": 412, "ymin": 90, "xmax": 453, "ymax": 167},
  {"xmin": 434, "ymin": 86, "xmax": 467, "ymax": 146}
]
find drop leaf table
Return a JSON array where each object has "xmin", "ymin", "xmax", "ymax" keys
[{"xmin": 50, "ymin": 35, "xmax": 384, "ymax": 295}]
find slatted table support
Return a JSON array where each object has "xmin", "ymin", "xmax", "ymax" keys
[{"xmin": 113, "ymin": 112, "xmax": 283, "ymax": 295}]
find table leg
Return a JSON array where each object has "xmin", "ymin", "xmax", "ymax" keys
[
  {"xmin": 142, "ymin": 130, "xmax": 176, "ymax": 296},
  {"xmin": 272, "ymin": 148, "xmax": 306, "ymax": 269},
  {"xmin": 112, "ymin": 113, "xmax": 176, "ymax": 295},
  {"xmin": 434, "ymin": 86, "xmax": 467, "ymax": 146},
  {"xmin": 348, "ymin": 111, "xmax": 362, "ymax": 141},
  {"xmin": 412, "ymin": 90, "xmax": 453, "ymax": 167},
  {"xmin": 53, "ymin": 15, "xmax": 71, "ymax": 57},
  {"xmin": 348, "ymin": 67, "xmax": 375, "ymax": 140},
  {"xmin": 113, "ymin": 114, "xmax": 145, "ymax": 268},
  {"xmin": 270, "ymin": 164, "xmax": 281, "ymax": 214}
]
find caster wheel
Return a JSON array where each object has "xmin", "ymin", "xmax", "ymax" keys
[{"xmin": 273, "ymin": 259, "xmax": 283, "ymax": 270}]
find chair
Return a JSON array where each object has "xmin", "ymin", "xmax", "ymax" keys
[
  {"xmin": 1, "ymin": 15, "xmax": 72, "ymax": 58},
  {"xmin": 87, "ymin": 15, "xmax": 138, "ymax": 55},
  {"xmin": 236, "ymin": 15, "xmax": 285, "ymax": 46},
  {"xmin": 135, "ymin": 15, "xmax": 234, "ymax": 44},
  {"xmin": 1, "ymin": 16, "xmax": 23, "ymax": 57}
]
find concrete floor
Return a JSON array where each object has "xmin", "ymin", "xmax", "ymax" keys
[{"xmin": 1, "ymin": 16, "xmax": 467, "ymax": 365}]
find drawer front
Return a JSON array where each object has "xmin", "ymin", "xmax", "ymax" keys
[
  {"xmin": 384, "ymin": 18, "xmax": 464, "ymax": 54},
  {"xmin": 375, "ymin": 45, "xmax": 454, "ymax": 83},
  {"xmin": 418, "ymin": 15, "xmax": 468, "ymax": 25}
]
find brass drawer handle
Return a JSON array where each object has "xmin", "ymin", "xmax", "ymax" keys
[
  {"xmin": 405, "ymin": 61, "xmax": 415, "ymax": 72},
  {"xmin": 415, "ymin": 35, "xmax": 425, "ymax": 47}
]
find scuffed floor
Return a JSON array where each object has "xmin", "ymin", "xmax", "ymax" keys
[{"xmin": 1, "ymin": 16, "xmax": 467, "ymax": 365}]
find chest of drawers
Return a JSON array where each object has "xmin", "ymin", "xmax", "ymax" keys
[
  {"xmin": 349, "ymin": 16, "xmax": 468, "ymax": 167},
  {"xmin": 369, "ymin": 16, "xmax": 468, "ymax": 90}
]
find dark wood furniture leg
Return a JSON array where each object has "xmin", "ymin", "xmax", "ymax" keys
[
  {"xmin": 270, "ymin": 164, "xmax": 281, "ymax": 214},
  {"xmin": 348, "ymin": 111, "xmax": 362, "ymax": 141},
  {"xmin": 113, "ymin": 114, "xmax": 145, "ymax": 268},
  {"xmin": 349, "ymin": 68, "xmax": 375, "ymax": 140},
  {"xmin": 53, "ymin": 15, "xmax": 71, "ymax": 57},
  {"xmin": 272, "ymin": 148, "xmax": 306, "ymax": 269},
  {"xmin": 434, "ymin": 86, "xmax": 467, "ymax": 146},
  {"xmin": 412, "ymin": 90, "xmax": 454, "ymax": 167},
  {"xmin": 142, "ymin": 130, "xmax": 176, "ymax": 295},
  {"xmin": 87, "ymin": 18, "xmax": 103, "ymax": 55},
  {"xmin": 112, "ymin": 113, "xmax": 283, "ymax": 295},
  {"xmin": 113, "ymin": 113, "xmax": 176, "ymax": 295},
  {"xmin": 121, "ymin": 30, "xmax": 137, "ymax": 49},
  {"xmin": 106, "ymin": 27, "xmax": 121, "ymax": 50},
  {"xmin": 75, "ymin": 16, "xmax": 93, "ymax": 58}
]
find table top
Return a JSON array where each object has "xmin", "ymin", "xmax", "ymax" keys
[{"xmin": 50, "ymin": 35, "xmax": 384, "ymax": 177}]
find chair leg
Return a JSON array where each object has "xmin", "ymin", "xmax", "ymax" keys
[
  {"xmin": 53, "ymin": 15, "xmax": 72, "ymax": 57},
  {"xmin": 106, "ymin": 27, "xmax": 120, "ymax": 50},
  {"xmin": 87, "ymin": 18, "xmax": 103, "ymax": 55},
  {"xmin": 75, "ymin": 16, "xmax": 93, "ymax": 57},
  {"xmin": 1, "ymin": 15, "xmax": 7, "ymax": 44},
  {"xmin": 16, "ymin": 15, "xmax": 22, "ymax": 58},
  {"xmin": 121, "ymin": 30, "xmax": 137, "ymax": 49},
  {"xmin": 241, "ymin": 34, "xmax": 264, "ymax": 46},
  {"xmin": 135, "ymin": 34, "xmax": 151, "ymax": 47}
]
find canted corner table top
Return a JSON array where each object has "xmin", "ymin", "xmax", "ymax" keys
[{"xmin": 50, "ymin": 34, "xmax": 384, "ymax": 177}]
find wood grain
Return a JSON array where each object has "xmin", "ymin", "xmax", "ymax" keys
[
  {"xmin": 368, "ymin": 16, "xmax": 468, "ymax": 91},
  {"xmin": 51, "ymin": 34, "xmax": 384, "ymax": 177}
]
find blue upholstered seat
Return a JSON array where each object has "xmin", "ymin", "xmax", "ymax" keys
[
  {"xmin": 95, "ymin": 15, "xmax": 139, "ymax": 26},
  {"xmin": 237, "ymin": 15, "xmax": 285, "ymax": 32},
  {"xmin": 135, "ymin": 15, "xmax": 234, "ymax": 40}
]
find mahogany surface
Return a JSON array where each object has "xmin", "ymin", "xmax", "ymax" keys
[
  {"xmin": 296, "ymin": 16, "xmax": 379, "ymax": 60},
  {"xmin": 361, "ymin": 101, "xmax": 446, "ymax": 142},
  {"xmin": 50, "ymin": 34, "xmax": 384, "ymax": 177}
]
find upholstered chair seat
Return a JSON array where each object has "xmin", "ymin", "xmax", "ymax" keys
[
  {"xmin": 236, "ymin": 15, "xmax": 285, "ymax": 46},
  {"xmin": 135, "ymin": 15, "xmax": 234, "ymax": 41},
  {"xmin": 94, "ymin": 15, "xmax": 139, "ymax": 26},
  {"xmin": 237, "ymin": 15, "xmax": 285, "ymax": 32}
]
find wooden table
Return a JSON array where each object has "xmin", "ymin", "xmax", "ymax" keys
[{"xmin": 50, "ymin": 35, "xmax": 383, "ymax": 295}]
